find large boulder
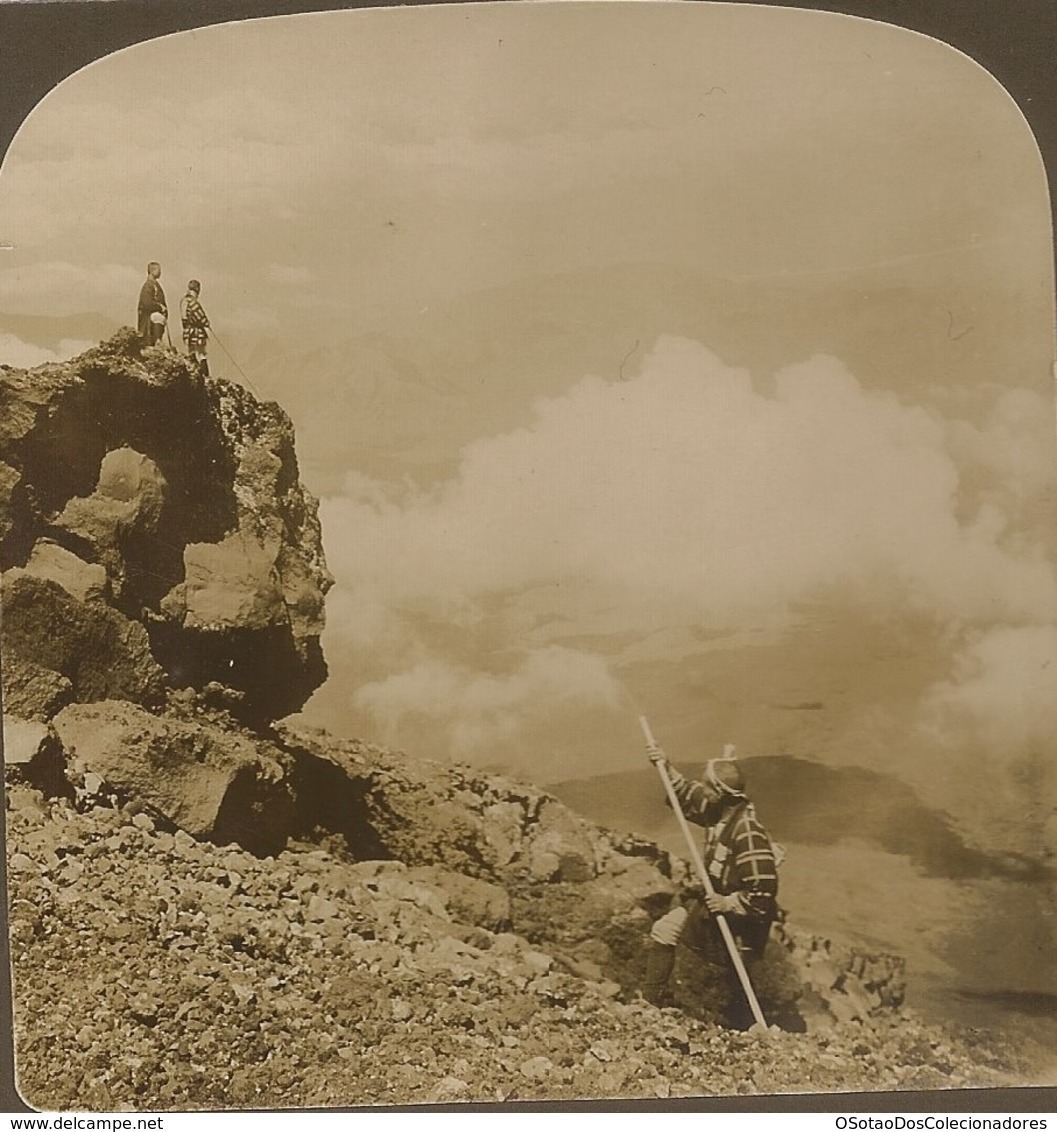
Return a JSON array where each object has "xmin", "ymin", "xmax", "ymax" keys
[
  {"xmin": 162, "ymin": 531, "xmax": 289, "ymax": 631},
  {"xmin": 2, "ymin": 716, "xmax": 48, "ymax": 767},
  {"xmin": 1, "ymin": 573, "xmax": 166, "ymax": 717},
  {"xmin": 0, "ymin": 656, "xmax": 73, "ymax": 720},
  {"xmin": 0, "ymin": 460, "xmax": 20, "ymax": 547},
  {"xmin": 522, "ymin": 799, "xmax": 604, "ymax": 883},
  {"xmin": 16, "ymin": 539, "xmax": 108, "ymax": 603},
  {"xmin": 406, "ymin": 864, "xmax": 513, "ymax": 931},
  {"xmin": 53, "ymin": 447, "xmax": 166, "ymax": 602},
  {"xmin": 51, "ymin": 700, "xmax": 295, "ymax": 855}
]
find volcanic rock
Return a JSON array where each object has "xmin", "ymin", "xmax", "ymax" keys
[
  {"xmin": 14, "ymin": 539, "xmax": 108, "ymax": 603},
  {"xmin": 51, "ymin": 700, "xmax": 293, "ymax": 853},
  {"xmin": 52, "ymin": 446, "xmax": 166, "ymax": 603},
  {"xmin": 1, "ymin": 573, "xmax": 165, "ymax": 716},
  {"xmin": 523, "ymin": 800, "xmax": 600, "ymax": 882},
  {"xmin": 0, "ymin": 332, "xmax": 331, "ymax": 719},
  {"xmin": 2, "ymin": 716, "xmax": 48, "ymax": 766},
  {"xmin": 0, "ymin": 460, "xmax": 20, "ymax": 546}
]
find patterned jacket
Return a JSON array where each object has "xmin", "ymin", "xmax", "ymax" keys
[
  {"xmin": 667, "ymin": 766, "xmax": 779, "ymax": 939},
  {"xmin": 180, "ymin": 294, "xmax": 210, "ymax": 351}
]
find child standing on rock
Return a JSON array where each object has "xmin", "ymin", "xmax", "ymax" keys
[{"xmin": 180, "ymin": 279, "xmax": 211, "ymax": 378}]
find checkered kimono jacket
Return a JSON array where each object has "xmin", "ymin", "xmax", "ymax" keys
[
  {"xmin": 180, "ymin": 294, "xmax": 210, "ymax": 353},
  {"xmin": 667, "ymin": 766, "xmax": 779, "ymax": 953}
]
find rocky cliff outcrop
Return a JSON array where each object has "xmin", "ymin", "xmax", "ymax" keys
[
  {"xmin": 1, "ymin": 330, "xmax": 332, "ymax": 723},
  {"xmin": 1, "ymin": 336, "xmax": 1016, "ymax": 1110}
]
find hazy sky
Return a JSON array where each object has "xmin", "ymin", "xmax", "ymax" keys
[
  {"xmin": 0, "ymin": 5, "xmax": 1049, "ymax": 339},
  {"xmin": 1, "ymin": 3, "xmax": 1054, "ymax": 853}
]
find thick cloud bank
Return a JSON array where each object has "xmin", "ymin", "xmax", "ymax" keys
[
  {"xmin": 919, "ymin": 625, "xmax": 1057, "ymax": 854},
  {"xmin": 355, "ymin": 647, "xmax": 621, "ymax": 755},
  {"xmin": 0, "ymin": 333, "xmax": 95, "ymax": 369},
  {"xmin": 924, "ymin": 626, "xmax": 1057, "ymax": 755},
  {"xmin": 316, "ymin": 337, "xmax": 1056, "ymax": 816}
]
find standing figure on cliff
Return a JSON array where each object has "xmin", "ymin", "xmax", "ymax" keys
[
  {"xmin": 643, "ymin": 748, "xmax": 779, "ymax": 1028},
  {"xmin": 180, "ymin": 279, "xmax": 211, "ymax": 378},
  {"xmin": 137, "ymin": 261, "xmax": 167, "ymax": 346}
]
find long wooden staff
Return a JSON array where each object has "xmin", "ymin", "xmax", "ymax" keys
[{"xmin": 639, "ymin": 715, "xmax": 767, "ymax": 1029}]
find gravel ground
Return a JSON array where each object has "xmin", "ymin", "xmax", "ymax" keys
[{"xmin": 6, "ymin": 783, "xmax": 1019, "ymax": 1112}]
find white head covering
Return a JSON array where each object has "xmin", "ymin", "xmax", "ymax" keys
[{"xmin": 703, "ymin": 747, "xmax": 746, "ymax": 798}]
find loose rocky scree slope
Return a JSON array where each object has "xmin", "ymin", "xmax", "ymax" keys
[{"xmin": 2, "ymin": 337, "xmax": 1020, "ymax": 1108}]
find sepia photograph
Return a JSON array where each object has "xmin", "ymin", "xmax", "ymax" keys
[{"xmin": 0, "ymin": 0, "xmax": 1055, "ymax": 1113}]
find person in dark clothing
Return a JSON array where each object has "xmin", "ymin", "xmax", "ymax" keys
[
  {"xmin": 643, "ymin": 747, "xmax": 779, "ymax": 1027},
  {"xmin": 180, "ymin": 279, "xmax": 211, "ymax": 378},
  {"xmin": 137, "ymin": 262, "xmax": 167, "ymax": 345}
]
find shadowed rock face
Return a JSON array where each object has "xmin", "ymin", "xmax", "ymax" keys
[
  {"xmin": 0, "ymin": 330, "xmax": 332, "ymax": 721},
  {"xmin": 1, "ymin": 573, "xmax": 166, "ymax": 717}
]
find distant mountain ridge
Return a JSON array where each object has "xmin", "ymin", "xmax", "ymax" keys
[
  {"xmin": 552, "ymin": 756, "xmax": 1048, "ymax": 883},
  {"xmin": 552, "ymin": 756, "xmax": 1057, "ymax": 1036}
]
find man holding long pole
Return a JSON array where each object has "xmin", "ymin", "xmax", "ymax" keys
[{"xmin": 641, "ymin": 718, "xmax": 779, "ymax": 1030}]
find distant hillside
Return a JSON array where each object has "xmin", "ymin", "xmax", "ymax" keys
[
  {"xmin": 552, "ymin": 756, "xmax": 1057, "ymax": 1054},
  {"xmin": 551, "ymin": 756, "xmax": 1044, "ymax": 882}
]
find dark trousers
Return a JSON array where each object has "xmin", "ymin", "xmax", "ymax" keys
[{"xmin": 644, "ymin": 898, "xmax": 765, "ymax": 1028}]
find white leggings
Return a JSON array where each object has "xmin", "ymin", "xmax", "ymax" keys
[{"xmin": 650, "ymin": 905, "xmax": 689, "ymax": 946}]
